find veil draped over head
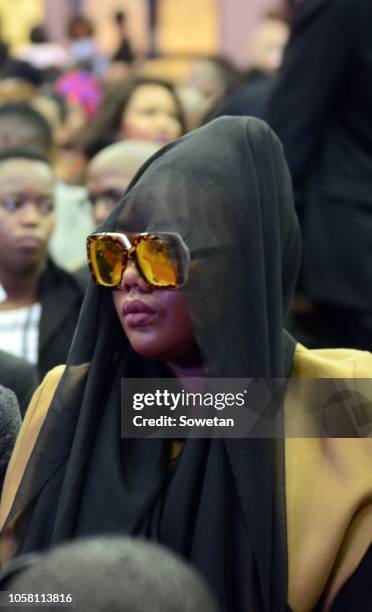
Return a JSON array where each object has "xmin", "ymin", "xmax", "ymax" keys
[{"xmin": 4, "ymin": 117, "xmax": 301, "ymax": 612}]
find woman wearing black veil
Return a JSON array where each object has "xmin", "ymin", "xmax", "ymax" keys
[{"xmin": 0, "ymin": 118, "xmax": 371, "ymax": 611}]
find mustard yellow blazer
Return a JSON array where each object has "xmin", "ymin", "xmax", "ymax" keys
[{"xmin": 0, "ymin": 344, "xmax": 371, "ymax": 611}]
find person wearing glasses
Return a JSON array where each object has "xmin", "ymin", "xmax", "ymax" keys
[
  {"xmin": 0, "ymin": 147, "xmax": 85, "ymax": 380},
  {"xmin": 0, "ymin": 119, "xmax": 371, "ymax": 612}
]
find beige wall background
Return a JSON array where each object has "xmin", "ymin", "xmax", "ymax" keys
[
  {"xmin": 0, "ymin": 0, "xmax": 43, "ymax": 50},
  {"xmin": 82, "ymin": 0, "xmax": 219, "ymax": 57},
  {"xmin": 220, "ymin": 0, "xmax": 282, "ymax": 66},
  {"xmin": 83, "ymin": 0, "xmax": 281, "ymax": 64},
  {"xmin": 0, "ymin": 0, "xmax": 283, "ymax": 64},
  {"xmin": 156, "ymin": 0, "xmax": 218, "ymax": 55},
  {"xmin": 82, "ymin": 0, "xmax": 149, "ymax": 55}
]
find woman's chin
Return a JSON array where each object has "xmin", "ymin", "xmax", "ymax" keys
[{"xmin": 127, "ymin": 334, "xmax": 171, "ymax": 362}]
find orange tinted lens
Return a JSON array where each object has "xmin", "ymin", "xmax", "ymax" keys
[
  {"xmin": 89, "ymin": 239, "xmax": 124, "ymax": 286},
  {"xmin": 136, "ymin": 238, "xmax": 178, "ymax": 286}
]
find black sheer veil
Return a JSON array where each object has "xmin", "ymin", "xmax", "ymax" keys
[{"xmin": 3, "ymin": 117, "xmax": 301, "ymax": 611}]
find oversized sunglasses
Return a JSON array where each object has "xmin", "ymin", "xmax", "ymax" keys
[{"xmin": 87, "ymin": 232, "xmax": 191, "ymax": 289}]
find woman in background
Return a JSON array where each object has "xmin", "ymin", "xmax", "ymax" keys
[{"xmin": 81, "ymin": 77, "xmax": 186, "ymax": 158}]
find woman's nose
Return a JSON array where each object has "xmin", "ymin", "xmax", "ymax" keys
[
  {"xmin": 120, "ymin": 260, "xmax": 152, "ymax": 293},
  {"xmin": 155, "ymin": 112, "xmax": 173, "ymax": 132},
  {"xmin": 19, "ymin": 202, "xmax": 42, "ymax": 227}
]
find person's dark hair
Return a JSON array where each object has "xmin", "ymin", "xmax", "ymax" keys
[
  {"xmin": 113, "ymin": 10, "xmax": 127, "ymax": 26},
  {"xmin": 67, "ymin": 15, "xmax": 94, "ymax": 40},
  {"xmin": 5, "ymin": 537, "xmax": 218, "ymax": 612},
  {"xmin": 0, "ymin": 145, "xmax": 50, "ymax": 167},
  {"xmin": 80, "ymin": 77, "xmax": 186, "ymax": 159},
  {"xmin": 0, "ymin": 59, "xmax": 43, "ymax": 87},
  {"xmin": 30, "ymin": 25, "xmax": 49, "ymax": 44},
  {"xmin": 0, "ymin": 102, "xmax": 53, "ymax": 155}
]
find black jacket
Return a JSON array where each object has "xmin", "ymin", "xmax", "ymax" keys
[
  {"xmin": 38, "ymin": 259, "xmax": 85, "ymax": 380},
  {"xmin": 205, "ymin": 74, "xmax": 275, "ymax": 123},
  {"xmin": 266, "ymin": 0, "xmax": 372, "ymax": 310},
  {"xmin": 0, "ymin": 350, "xmax": 38, "ymax": 417}
]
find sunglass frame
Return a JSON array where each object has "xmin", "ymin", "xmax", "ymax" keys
[{"xmin": 87, "ymin": 231, "xmax": 190, "ymax": 289}]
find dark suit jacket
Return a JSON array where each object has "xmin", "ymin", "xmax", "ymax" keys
[
  {"xmin": 205, "ymin": 75, "xmax": 275, "ymax": 123},
  {"xmin": 266, "ymin": 0, "xmax": 372, "ymax": 310},
  {"xmin": 38, "ymin": 259, "xmax": 85, "ymax": 380},
  {"xmin": 0, "ymin": 350, "xmax": 38, "ymax": 417}
]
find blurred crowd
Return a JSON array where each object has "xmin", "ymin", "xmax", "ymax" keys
[{"xmin": 0, "ymin": 8, "xmax": 292, "ymax": 397}]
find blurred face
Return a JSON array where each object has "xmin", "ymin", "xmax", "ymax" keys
[
  {"xmin": 119, "ymin": 84, "xmax": 183, "ymax": 146},
  {"xmin": 87, "ymin": 167, "xmax": 129, "ymax": 227},
  {"xmin": 188, "ymin": 60, "xmax": 225, "ymax": 103},
  {"xmin": 112, "ymin": 258, "xmax": 197, "ymax": 364},
  {"xmin": 249, "ymin": 19, "xmax": 289, "ymax": 73},
  {"xmin": 0, "ymin": 159, "xmax": 55, "ymax": 274},
  {"xmin": 69, "ymin": 18, "xmax": 92, "ymax": 39}
]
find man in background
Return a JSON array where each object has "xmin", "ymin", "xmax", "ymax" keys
[
  {"xmin": 76, "ymin": 140, "xmax": 159, "ymax": 286},
  {"xmin": 267, "ymin": 0, "xmax": 372, "ymax": 350},
  {"xmin": 86, "ymin": 140, "xmax": 159, "ymax": 227}
]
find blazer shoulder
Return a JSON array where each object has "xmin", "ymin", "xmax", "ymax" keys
[
  {"xmin": 287, "ymin": 344, "xmax": 372, "ymax": 610},
  {"xmin": 292, "ymin": 343, "xmax": 372, "ymax": 378},
  {"xmin": 0, "ymin": 365, "xmax": 65, "ymax": 531},
  {"xmin": 40, "ymin": 365, "xmax": 66, "ymax": 389}
]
